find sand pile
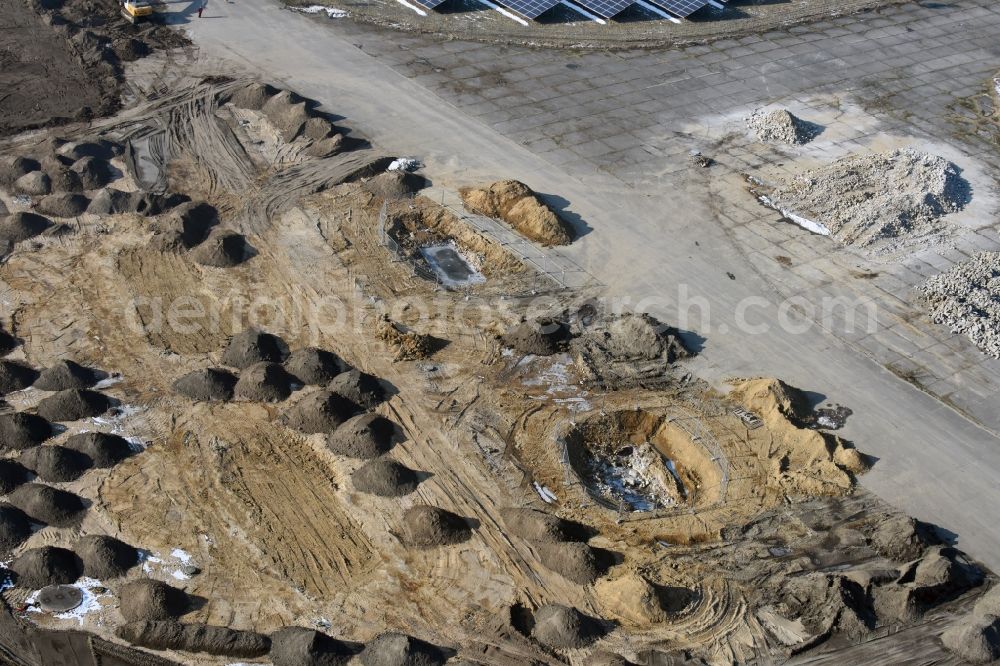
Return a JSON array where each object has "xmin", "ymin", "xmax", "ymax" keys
[
  {"xmin": 86, "ymin": 188, "xmax": 137, "ymax": 215},
  {"xmin": 0, "ymin": 504, "xmax": 32, "ymax": 556},
  {"xmin": 502, "ymin": 318, "xmax": 571, "ymax": 356},
  {"xmin": 117, "ymin": 621, "xmax": 271, "ymax": 658},
  {"xmin": 282, "ymin": 389, "xmax": 358, "ymax": 433},
  {"xmin": 376, "ymin": 317, "xmax": 436, "ymax": 361},
  {"xmin": 460, "ymin": 180, "xmax": 574, "ymax": 246},
  {"xmin": 35, "ymin": 388, "xmax": 112, "ymax": 421},
  {"xmin": 192, "ymin": 230, "xmax": 254, "ymax": 267},
  {"xmin": 328, "ymin": 369, "xmax": 385, "ymax": 410},
  {"xmin": 327, "ymin": 413, "xmax": 396, "ymax": 458},
  {"xmin": 8, "ymin": 483, "xmax": 86, "ymax": 526},
  {"xmin": 151, "ymin": 201, "xmax": 219, "ymax": 251},
  {"xmin": 400, "ymin": 505, "xmax": 473, "ymax": 548},
  {"xmin": 75, "ymin": 534, "xmax": 139, "ymax": 579},
  {"xmin": 14, "ymin": 171, "xmax": 51, "ymax": 195},
  {"xmin": 0, "ymin": 412, "xmax": 53, "ymax": 451},
  {"xmin": 263, "ymin": 91, "xmax": 312, "ymax": 142},
  {"xmin": 869, "ymin": 514, "xmax": 929, "ymax": 562},
  {"xmin": 594, "ymin": 574, "xmax": 692, "ymax": 626},
  {"xmin": 46, "ymin": 165, "xmax": 83, "ymax": 193},
  {"xmin": 976, "ymin": 586, "xmax": 1000, "ymax": 617},
  {"xmin": 535, "ymin": 542, "xmax": 605, "ymax": 585},
  {"xmin": 363, "ymin": 172, "xmax": 426, "ymax": 200},
  {"xmin": 306, "ymin": 134, "xmax": 346, "ymax": 158},
  {"xmin": 222, "ymin": 329, "xmax": 285, "ymax": 368},
  {"xmin": 173, "ymin": 367, "xmax": 238, "ymax": 402},
  {"xmin": 284, "ymin": 347, "xmax": 344, "ymax": 385},
  {"xmin": 0, "ymin": 359, "xmax": 38, "ymax": 393},
  {"xmin": 33, "ymin": 359, "xmax": 99, "ymax": 390},
  {"xmin": 227, "ymin": 82, "xmax": 278, "ymax": 110},
  {"xmin": 498, "ymin": 507, "xmax": 588, "ymax": 542},
  {"xmin": 911, "ymin": 546, "xmax": 982, "ymax": 603},
  {"xmin": 361, "ymin": 632, "xmax": 445, "ymax": 666},
  {"xmin": 59, "ymin": 139, "xmax": 120, "ymax": 161},
  {"xmin": 747, "ymin": 109, "xmax": 819, "ymax": 145},
  {"xmin": 64, "ymin": 431, "xmax": 134, "ymax": 467},
  {"xmin": 71, "ymin": 156, "xmax": 112, "ymax": 189},
  {"xmin": 777, "ymin": 574, "xmax": 875, "ymax": 639},
  {"xmin": 36, "ymin": 193, "xmax": 89, "ymax": 217},
  {"xmin": 19, "ymin": 445, "xmax": 93, "ymax": 482},
  {"xmin": 920, "ymin": 251, "xmax": 1000, "ymax": 358},
  {"xmin": 941, "ymin": 615, "xmax": 1000, "ymax": 664},
  {"xmin": 120, "ymin": 579, "xmax": 190, "ymax": 622},
  {"xmin": 234, "ymin": 362, "xmax": 294, "ymax": 402},
  {"xmin": 0, "ymin": 326, "xmax": 17, "ymax": 356},
  {"xmin": 303, "ymin": 116, "xmax": 335, "ymax": 141},
  {"xmin": 530, "ymin": 604, "xmax": 605, "ymax": 649},
  {"xmin": 0, "ymin": 211, "xmax": 53, "ymax": 243},
  {"xmin": 0, "ymin": 459, "xmax": 30, "ymax": 494},
  {"xmin": 352, "ymin": 458, "xmax": 419, "ymax": 497},
  {"xmin": 763, "ymin": 149, "xmax": 969, "ymax": 252},
  {"xmin": 269, "ymin": 626, "xmax": 355, "ymax": 666},
  {"xmin": 10, "ymin": 546, "xmax": 83, "ymax": 589},
  {"xmin": 0, "ymin": 156, "xmax": 41, "ymax": 184}
]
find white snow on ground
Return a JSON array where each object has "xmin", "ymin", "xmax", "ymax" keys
[
  {"xmin": 141, "ymin": 548, "xmax": 196, "ymax": 581},
  {"xmin": 93, "ymin": 374, "xmax": 124, "ymax": 389},
  {"xmin": 293, "ymin": 4, "xmax": 348, "ymax": 17},
  {"xmin": 758, "ymin": 195, "xmax": 831, "ymax": 236},
  {"xmin": 26, "ymin": 578, "xmax": 110, "ymax": 625},
  {"xmin": 388, "ymin": 157, "xmax": 421, "ymax": 172}
]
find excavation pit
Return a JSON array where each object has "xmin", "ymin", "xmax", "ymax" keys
[{"xmin": 418, "ymin": 243, "xmax": 486, "ymax": 289}]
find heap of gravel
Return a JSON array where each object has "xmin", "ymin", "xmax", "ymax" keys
[
  {"xmin": 941, "ymin": 615, "xmax": 1000, "ymax": 664},
  {"xmin": 498, "ymin": 507, "xmax": 589, "ymax": 543},
  {"xmin": 502, "ymin": 318, "xmax": 571, "ymax": 356},
  {"xmin": 36, "ymin": 193, "xmax": 90, "ymax": 217},
  {"xmin": 75, "ymin": 534, "xmax": 139, "ymax": 579},
  {"xmin": 63, "ymin": 431, "xmax": 134, "ymax": 467},
  {"xmin": 327, "ymin": 413, "xmax": 396, "ymax": 458},
  {"xmin": 71, "ymin": 156, "xmax": 113, "ymax": 189},
  {"xmin": 535, "ymin": 542, "xmax": 604, "ymax": 585},
  {"xmin": 530, "ymin": 604, "xmax": 605, "ymax": 650},
  {"xmin": 282, "ymin": 389, "xmax": 358, "ymax": 434},
  {"xmin": 746, "ymin": 108, "xmax": 820, "ymax": 145},
  {"xmin": 233, "ymin": 362, "xmax": 294, "ymax": 402},
  {"xmin": 0, "ymin": 504, "xmax": 32, "ymax": 556},
  {"xmin": 33, "ymin": 359, "xmax": 99, "ymax": 391},
  {"xmin": 0, "ymin": 359, "xmax": 39, "ymax": 394},
  {"xmin": 0, "ymin": 412, "xmax": 53, "ymax": 451},
  {"xmin": 920, "ymin": 251, "xmax": 1000, "ymax": 359},
  {"xmin": 0, "ymin": 211, "xmax": 53, "ymax": 243},
  {"xmin": 351, "ymin": 458, "xmax": 419, "ymax": 497},
  {"xmin": 0, "ymin": 327, "xmax": 17, "ymax": 356},
  {"xmin": 172, "ymin": 367, "xmax": 238, "ymax": 402},
  {"xmin": 191, "ymin": 230, "xmax": 254, "ymax": 267},
  {"xmin": 222, "ymin": 329, "xmax": 285, "ymax": 368},
  {"xmin": 117, "ymin": 621, "xmax": 271, "ymax": 658},
  {"xmin": 269, "ymin": 626, "xmax": 355, "ymax": 666},
  {"xmin": 14, "ymin": 171, "xmax": 51, "ymax": 196},
  {"xmin": 35, "ymin": 388, "xmax": 112, "ymax": 421},
  {"xmin": 400, "ymin": 505, "xmax": 473, "ymax": 549},
  {"xmin": 360, "ymin": 632, "xmax": 445, "ymax": 666},
  {"xmin": 226, "ymin": 82, "xmax": 278, "ymax": 110},
  {"xmin": 120, "ymin": 579, "xmax": 190, "ymax": 622},
  {"xmin": 9, "ymin": 546, "xmax": 83, "ymax": 589},
  {"xmin": 327, "ymin": 369, "xmax": 384, "ymax": 410},
  {"xmin": 19, "ymin": 445, "xmax": 93, "ymax": 482},
  {"xmin": 0, "ymin": 459, "xmax": 31, "ymax": 494},
  {"xmin": 7, "ymin": 483, "xmax": 86, "ymax": 526},
  {"xmin": 283, "ymin": 347, "xmax": 345, "ymax": 385}
]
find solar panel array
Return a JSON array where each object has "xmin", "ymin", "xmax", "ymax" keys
[
  {"xmin": 643, "ymin": 0, "xmax": 709, "ymax": 17},
  {"xmin": 423, "ymin": 0, "xmax": 711, "ymax": 20},
  {"xmin": 571, "ymin": 0, "xmax": 634, "ymax": 19},
  {"xmin": 414, "ymin": 0, "xmax": 449, "ymax": 8},
  {"xmin": 501, "ymin": 0, "xmax": 561, "ymax": 18}
]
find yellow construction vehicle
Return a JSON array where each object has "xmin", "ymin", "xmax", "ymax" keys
[{"xmin": 121, "ymin": 0, "xmax": 153, "ymax": 23}]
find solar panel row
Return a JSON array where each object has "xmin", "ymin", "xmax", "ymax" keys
[
  {"xmin": 644, "ymin": 0, "xmax": 709, "ymax": 17},
  {"xmin": 571, "ymin": 0, "xmax": 634, "ymax": 19},
  {"xmin": 501, "ymin": 0, "xmax": 561, "ymax": 18},
  {"xmin": 429, "ymin": 0, "xmax": 710, "ymax": 20}
]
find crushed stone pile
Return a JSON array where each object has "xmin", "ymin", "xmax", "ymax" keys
[
  {"xmin": 0, "ymin": 211, "xmax": 53, "ymax": 243},
  {"xmin": 284, "ymin": 347, "xmax": 344, "ymax": 385},
  {"xmin": 530, "ymin": 604, "xmax": 605, "ymax": 649},
  {"xmin": 36, "ymin": 193, "xmax": 89, "ymax": 217},
  {"xmin": 120, "ymin": 579, "xmax": 190, "ymax": 622},
  {"xmin": 19, "ymin": 444, "xmax": 93, "ymax": 482},
  {"xmin": 8, "ymin": 483, "xmax": 86, "ymax": 526},
  {"xmin": 328, "ymin": 369, "xmax": 385, "ymax": 410},
  {"xmin": 282, "ymin": 389, "xmax": 358, "ymax": 434},
  {"xmin": 460, "ymin": 179, "xmax": 574, "ymax": 246},
  {"xmin": 361, "ymin": 632, "xmax": 445, "ymax": 666},
  {"xmin": 535, "ymin": 541, "xmax": 606, "ymax": 585},
  {"xmin": 376, "ymin": 317, "xmax": 436, "ymax": 362},
  {"xmin": 0, "ymin": 459, "xmax": 30, "ymax": 494},
  {"xmin": 351, "ymin": 458, "xmax": 420, "ymax": 497},
  {"xmin": 71, "ymin": 156, "xmax": 112, "ymax": 189},
  {"xmin": 869, "ymin": 514, "xmax": 930, "ymax": 562},
  {"xmin": 0, "ymin": 504, "xmax": 32, "ymax": 556},
  {"xmin": 763, "ymin": 149, "xmax": 969, "ymax": 253},
  {"xmin": 502, "ymin": 317, "xmax": 572, "ymax": 356},
  {"xmin": 363, "ymin": 171, "xmax": 426, "ymax": 200},
  {"xmin": 920, "ymin": 251, "xmax": 1000, "ymax": 358},
  {"xmin": 941, "ymin": 615, "xmax": 1000, "ymax": 664},
  {"xmin": 0, "ymin": 359, "xmax": 39, "ymax": 393},
  {"xmin": 263, "ymin": 90, "xmax": 312, "ymax": 143},
  {"xmin": 234, "ymin": 362, "xmax": 294, "ymax": 402},
  {"xmin": 14, "ymin": 171, "xmax": 51, "ymax": 196},
  {"xmin": 747, "ymin": 109, "xmax": 819, "ymax": 145},
  {"xmin": 499, "ymin": 507, "xmax": 589, "ymax": 543},
  {"xmin": 173, "ymin": 367, "xmax": 238, "ymax": 402},
  {"xmin": 0, "ymin": 412, "xmax": 53, "ymax": 451},
  {"xmin": 594, "ymin": 574, "xmax": 692, "ymax": 626},
  {"xmin": 117, "ymin": 621, "xmax": 271, "ymax": 658},
  {"xmin": 35, "ymin": 388, "xmax": 112, "ymax": 421},
  {"xmin": 64, "ymin": 431, "xmax": 134, "ymax": 467},
  {"xmin": 33, "ymin": 359, "xmax": 99, "ymax": 390},
  {"xmin": 10, "ymin": 546, "xmax": 83, "ymax": 589},
  {"xmin": 75, "ymin": 534, "xmax": 139, "ymax": 579},
  {"xmin": 269, "ymin": 626, "xmax": 355, "ymax": 666},
  {"xmin": 226, "ymin": 82, "xmax": 278, "ymax": 110},
  {"xmin": 192, "ymin": 229, "xmax": 254, "ymax": 267},
  {"xmin": 327, "ymin": 413, "xmax": 396, "ymax": 458},
  {"xmin": 400, "ymin": 505, "xmax": 472, "ymax": 548},
  {"xmin": 222, "ymin": 329, "xmax": 285, "ymax": 368}
]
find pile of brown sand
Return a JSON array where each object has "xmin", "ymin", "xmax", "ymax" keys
[
  {"xmin": 594, "ymin": 574, "xmax": 693, "ymax": 627},
  {"xmin": 0, "ymin": 157, "xmax": 41, "ymax": 184},
  {"xmin": 0, "ymin": 212, "xmax": 53, "ymax": 243},
  {"xmin": 0, "ymin": 412, "xmax": 53, "ymax": 451},
  {"xmin": 173, "ymin": 367, "xmax": 238, "ymax": 402},
  {"xmin": 0, "ymin": 459, "xmax": 30, "ymax": 494},
  {"xmin": 36, "ymin": 193, "xmax": 89, "ymax": 217},
  {"xmin": 35, "ymin": 388, "xmax": 112, "ymax": 421},
  {"xmin": 498, "ymin": 507, "xmax": 589, "ymax": 543},
  {"xmin": 0, "ymin": 359, "xmax": 38, "ymax": 394},
  {"xmin": 19, "ymin": 445, "xmax": 93, "ymax": 482},
  {"xmin": 400, "ymin": 505, "xmax": 473, "ymax": 548},
  {"xmin": 360, "ymin": 632, "xmax": 445, "ymax": 666},
  {"xmin": 363, "ymin": 171, "xmax": 426, "ymax": 200},
  {"xmin": 263, "ymin": 90, "xmax": 312, "ymax": 142},
  {"xmin": 303, "ymin": 116, "xmax": 335, "ymax": 141},
  {"xmin": 117, "ymin": 621, "xmax": 271, "ymax": 659},
  {"xmin": 120, "ymin": 579, "xmax": 190, "ymax": 622},
  {"xmin": 327, "ymin": 413, "xmax": 396, "ymax": 458},
  {"xmin": 535, "ymin": 542, "xmax": 606, "ymax": 585},
  {"xmin": 226, "ymin": 82, "xmax": 278, "ymax": 110},
  {"xmin": 33, "ymin": 359, "xmax": 99, "ymax": 391},
  {"xmin": 64, "ymin": 431, "xmax": 134, "ymax": 468},
  {"xmin": 746, "ymin": 109, "xmax": 820, "ymax": 145},
  {"xmin": 328, "ymin": 369, "xmax": 385, "ymax": 410},
  {"xmin": 222, "ymin": 329, "xmax": 285, "ymax": 369},
  {"xmin": 0, "ymin": 504, "xmax": 32, "ymax": 556},
  {"xmin": 376, "ymin": 317, "xmax": 436, "ymax": 362},
  {"xmin": 9, "ymin": 546, "xmax": 83, "ymax": 589},
  {"xmin": 502, "ymin": 317, "xmax": 571, "ymax": 356},
  {"xmin": 284, "ymin": 347, "xmax": 344, "ymax": 385},
  {"xmin": 71, "ymin": 156, "xmax": 112, "ymax": 189},
  {"xmin": 0, "ymin": 326, "xmax": 17, "ymax": 356},
  {"xmin": 459, "ymin": 180, "xmax": 574, "ymax": 246},
  {"xmin": 530, "ymin": 604, "xmax": 605, "ymax": 649},
  {"xmin": 351, "ymin": 458, "xmax": 419, "ymax": 497},
  {"xmin": 941, "ymin": 615, "xmax": 1000, "ymax": 664},
  {"xmin": 234, "ymin": 362, "xmax": 295, "ymax": 402},
  {"xmin": 269, "ymin": 626, "xmax": 355, "ymax": 666},
  {"xmin": 14, "ymin": 171, "xmax": 51, "ymax": 196},
  {"xmin": 45, "ymin": 165, "xmax": 83, "ymax": 193},
  {"xmin": 192, "ymin": 230, "xmax": 254, "ymax": 267},
  {"xmin": 776, "ymin": 574, "xmax": 875, "ymax": 639},
  {"xmin": 282, "ymin": 389, "xmax": 358, "ymax": 433},
  {"xmin": 150, "ymin": 201, "xmax": 219, "ymax": 252},
  {"xmin": 8, "ymin": 483, "xmax": 86, "ymax": 526},
  {"xmin": 75, "ymin": 534, "xmax": 139, "ymax": 579},
  {"xmin": 869, "ymin": 514, "xmax": 930, "ymax": 562},
  {"xmin": 306, "ymin": 134, "xmax": 346, "ymax": 158},
  {"xmin": 579, "ymin": 313, "xmax": 689, "ymax": 363}
]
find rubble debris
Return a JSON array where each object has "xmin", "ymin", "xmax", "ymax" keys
[
  {"xmin": 9, "ymin": 546, "xmax": 83, "ymax": 589},
  {"xmin": 173, "ymin": 367, "xmax": 238, "ymax": 402},
  {"xmin": 120, "ymin": 579, "xmax": 190, "ymax": 622},
  {"xmin": 460, "ymin": 179, "xmax": 574, "ymax": 246},
  {"xmin": 921, "ymin": 251, "xmax": 1000, "ymax": 358},
  {"xmin": 400, "ymin": 505, "xmax": 473, "ymax": 548},
  {"xmin": 74, "ymin": 534, "xmax": 139, "ymax": 579},
  {"xmin": 327, "ymin": 413, "xmax": 397, "ymax": 458},
  {"xmin": 530, "ymin": 604, "xmax": 605, "ymax": 649},
  {"xmin": 747, "ymin": 109, "xmax": 820, "ymax": 145},
  {"xmin": 7, "ymin": 483, "xmax": 85, "ymax": 526},
  {"xmin": 351, "ymin": 458, "xmax": 420, "ymax": 497}
]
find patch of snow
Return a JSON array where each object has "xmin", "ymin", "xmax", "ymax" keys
[
  {"xmin": 533, "ymin": 482, "xmax": 557, "ymax": 503},
  {"xmin": 758, "ymin": 195, "xmax": 831, "ymax": 236},
  {"xmin": 388, "ymin": 157, "xmax": 421, "ymax": 172},
  {"xmin": 93, "ymin": 374, "xmax": 124, "ymax": 389},
  {"xmin": 293, "ymin": 4, "xmax": 348, "ymax": 16}
]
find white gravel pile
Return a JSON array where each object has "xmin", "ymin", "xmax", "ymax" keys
[
  {"xmin": 746, "ymin": 109, "xmax": 817, "ymax": 145},
  {"xmin": 921, "ymin": 251, "xmax": 1000, "ymax": 358}
]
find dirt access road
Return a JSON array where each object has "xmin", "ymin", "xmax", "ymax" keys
[{"xmin": 169, "ymin": 1, "xmax": 1000, "ymax": 569}]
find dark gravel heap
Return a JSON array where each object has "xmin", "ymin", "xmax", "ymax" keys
[
  {"xmin": 33, "ymin": 359, "xmax": 99, "ymax": 391},
  {"xmin": 117, "ymin": 621, "xmax": 272, "ymax": 658},
  {"xmin": 327, "ymin": 413, "xmax": 396, "ymax": 459},
  {"xmin": 233, "ymin": 362, "xmax": 294, "ymax": 402},
  {"xmin": 351, "ymin": 458, "xmax": 419, "ymax": 497},
  {"xmin": 120, "ymin": 579, "xmax": 190, "ymax": 622},
  {"xmin": 0, "ymin": 212, "xmax": 53, "ymax": 243},
  {"xmin": 269, "ymin": 626, "xmax": 356, "ymax": 666},
  {"xmin": 327, "ymin": 369, "xmax": 385, "ymax": 410},
  {"xmin": 0, "ymin": 504, "xmax": 33, "ymax": 556},
  {"xmin": 283, "ymin": 347, "xmax": 345, "ymax": 385},
  {"xmin": 0, "ymin": 412, "xmax": 53, "ymax": 451},
  {"xmin": 63, "ymin": 431, "xmax": 134, "ymax": 468},
  {"xmin": 400, "ymin": 505, "xmax": 473, "ymax": 549},
  {"xmin": 222, "ymin": 329, "xmax": 285, "ymax": 369},
  {"xmin": 0, "ymin": 459, "xmax": 31, "ymax": 494},
  {"xmin": 282, "ymin": 390, "xmax": 358, "ymax": 434},
  {"xmin": 9, "ymin": 546, "xmax": 83, "ymax": 589},
  {"xmin": 19, "ymin": 445, "xmax": 93, "ymax": 482},
  {"xmin": 360, "ymin": 632, "xmax": 446, "ymax": 666},
  {"xmin": 0, "ymin": 359, "xmax": 38, "ymax": 394},
  {"xmin": 75, "ymin": 534, "xmax": 139, "ymax": 579},
  {"xmin": 35, "ymin": 388, "xmax": 112, "ymax": 421},
  {"xmin": 172, "ymin": 367, "xmax": 238, "ymax": 402},
  {"xmin": 7, "ymin": 483, "xmax": 86, "ymax": 526}
]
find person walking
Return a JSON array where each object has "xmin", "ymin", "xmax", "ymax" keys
[{"xmin": 197, "ymin": 0, "xmax": 206, "ymax": 17}]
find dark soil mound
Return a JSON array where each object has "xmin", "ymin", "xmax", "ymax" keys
[
  {"xmin": 282, "ymin": 390, "xmax": 357, "ymax": 434},
  {"xmin": 262, "ymin": 91, "xmax": 311, "ymax": 142},
  {"xmin": 226, "ymin": 82, "xmax": 278, "ymax": 110},
  {"xmin": 911, "ymin": 546, "xmax": 983, "ymax": 605},
  {"xmin": 151, "ymin": 201, "xmax": 218, "ymax": 251},
  {"xmin": 361, "ymin": 632, "xmax": 446, "ymax": 666},
  {"xmin": 0, "ymin": 211, "xmax": 53, "ymax": 243},
  {"xmin": 46, "ymin": 166, "xmax": 83, "ymax": 193},
  {"xmin": 269, "ymin": 626, "xmax": 355, "ymax": 666},
  {"xmin": 363, "ymin": 172, "xmax": 426, "ymax": 200},
  {"xmin": 19, "ymin": 445, "xmax": 93, "ymax": 482},
  {"xmin": 0, "ymin": 412, "xmax": 53, "ymax": 451},
  {"xmin": 502, "ymin": 318, "xmax": 571, "ymax": 356},
  {"xmin": 352, "ymin": 458, "xmax": 419, "ymax": 497},
  {"xmin": 63, "ymin": 431, "xmax": 134, "ymax": 467},
  {"xmin": 222, "ymin": 329, "xmax": 285, "ymax": 369},
  {"xmin": 535, "ymin": 542, "xmax": 604, "ymax": 585},
  {"xmin": 191, "ymin": 230, "xmax": 254, "ymax": 267},
  {"xmin": 131, "ymin": 191, "xmax": 189, "ymax": 217},
  {"xmin": 33, "ymin": 359, "xmax": 99, "ymax": 391},
  {"xmin": 499, "ymin": 507, "xmax": 591, "ymax": 543},
  {"xmin": 120, "ymin": 579, "xmax": 190, "ymax": 622},
  {"xmin": 74, "ymin": 534, "xmax": 139, "ymax": 580},
  {"xmin": 0, "ymin": 359, "xmax": 38, "ymax": 394},
  {"xmin": 305, "ymin": 134, "xmax": 345, "ymax": 158},
  {"xmin": 7, "ymin": 483, "xmax": 85, "ymax": 526},
  {"xmin": 400, "ymin": 505, "xmax": 473, "ymax": 548},
  {"xmin": 284, "ymin": 347, "xmax": 344, "ymax": 385},
  {"xmin": 112, "ymin": 37, "xmax": 151, "ymax": 62},
  {"xmin": 0, "ymin": 327, "xmax": 17, "ymax": 356},
  {"xmin": 0, "ymin": 504, "xmax": 32, "ymax": 556},
  {"xmin": 303, "ymin": 117, "xmax": 335, "ymax": 141},
  {"xmin": 233, "ymin": 362, "xmax": 294, "ymax": 402},
  {"xmin": 10, "ymin": 546, "xmax": 82, "ymax": 589},
  {"xmin": 0, "ymin": 157, "xmax": 41, "ymax": 184},
  {"xmin": 0, "ymin": 459, "xmax": 31, "ymax": 494},
  {"xmin": 71, "ymin": 156, "xmax": 113, "ymax": 189},
  {"xmin": 870, "ymin": 515, "xmax": 930, "ymax": 562},
  {"xmin": 14, "ymin": 171, "xmax": 51, "ymax": 195},
  {"xmin": 941, "ymin": 615, "xmax": 1000, "ymax": 664},
  {"xmin": 36, "ymin": 193, "xmax": 89, "ymax": 217},
  {"xmin": 327, "ymin": 369, "xmax": 384, "ymax": 410},
  {"xmin": 35, "ymin": 388, "xmax": 112, "ymax": 421},
  {"xmin": 173, "ymin": 367, "xmax": 237, "ymax": 402},
  {"xmin": 327, "ymin": 413, "xmax": 396, "ymax": 459},
  {"xmin": 118, "ymin": 621, "xmax": 271, "ymax": 658},
  {"xmin": 86, "ymin": 188, "xmax": 133, "ymax": 215},
  {"xmin": 531, "ymin": 604, "xmax": 605, "ymax": 649}
]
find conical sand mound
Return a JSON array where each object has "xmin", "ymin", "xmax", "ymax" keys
[
  {"xmin": 284, "ymin": 347, "xmax": 344, "ymax": 385},
  {"xmin": 327, "ymin": 369, "xmax": 385, "ymax": 410},
  {"xmin": 120, "ymin": 579, "xmax": 190, "ymax": 622},
  {"xmin": 234, "ymin": 362, "xmax": 294, "ymax": 402},
  {"xmin": 0, "ymin": 504, "xmax": 32, "ymax": 556},
  {"xmin": 75, "ymin": 534, "xmax": 140, "ymax": 579},
  {"xmin": 0, "ymin": 359, "xmax": 38, "ymax": 394},
  {"xmin": 35, "ymin": 388, "xmax": 112, "ymax": 421},
  {"xmin": 351, "ymin": 458, "xmax": 419, "ymax": 497},
  {"xmin": 10, "ymin": 546, "xmax": 83, "ymax": 589},
  {"xmin": 7, "ymin": 483, "xmax": 86, "ymax": 526},
  {"xmin": 400, "ymin": 505, "xmax": 473, "ymax": 548},
  {"xmin": 173, "ymin": 367, "xmax": 237, "ymax": 402},
  {"xmin": 326, "ymin": 413, "xmax": 396, "ymax": 459},
  {"xmin": 282, "ymin": 389, "xmax": 358, "ymax": 434},
  {"xmin": 63, "ymin": 431, "xmax": 134, "ymax": 468},
  {"xmin": 0, "ymin": 412, "xmax": 53, "ymax": 451},
  {"xmin": 19, "ymin": 445, "xmax": 93, "ymax": 482},
  {"xmin": 33, "ymin": 359, "xmax": 99, "ymax": 391},
  {"xmin": 222, "ymin": 329, "xmax": 285, "ymax": 369}
]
